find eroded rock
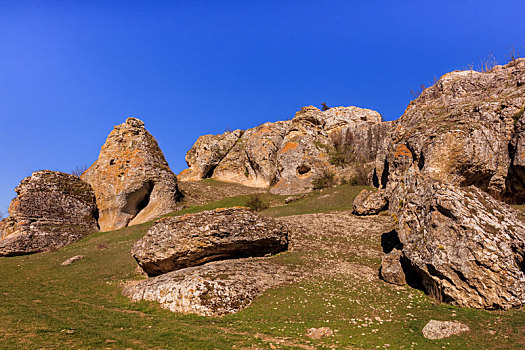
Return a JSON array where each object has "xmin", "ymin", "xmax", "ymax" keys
[
  {"xmin": 123, "ymin": 258, "xmax": 297, "ymax": 316},
  {"xmin": 132, "ymin": 207, "xmax": 288, "ymax": 276},
  {"xmin": 385, "ymin": 168, "xmax": 525, "ymax": 309},
  {"xmin": 375, "ymin": 59, "xmax": 525, "ymax": 202},
  {"xmin": 422, "ymin": 320, "xmax": 469, "ymax": 340},
  {"xmin": 180, "ymin": 106, "xmax": 391, "ymax": 194},
  {"xmin": 380, "ymin": 249, "xmax": 406, "ymax": 286},
  {"xmin": 0, "ymin": 171, "xmax": 98, "ymax": 256},
  {"xmin": 82, "ymin": 117, "xmax": 182, "ymax": 231},
  {"xmin": 352, "ymin": 189, "xmax": 388, "ymax": 215}
]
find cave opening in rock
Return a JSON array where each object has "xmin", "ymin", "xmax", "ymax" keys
[
  {"xmin": 380, "ymin": 160, "xmax": 389, "ymax": 188},
  {"xmin": 203, "ymin": 164, "xmax": 218, "ymax": 179},
  {"xmin": 380, "ymin": 230, "xmax": 403, "ymax": 253},
  {"xmin": 296, "ymin": 165, "xmax": 311, "ymax": 177},
  {"xmin": 122, "ymin": 181, "xmax": 154, "ymax": 221}
]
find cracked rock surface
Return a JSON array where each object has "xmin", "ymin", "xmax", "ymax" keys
[
  {"xmin": 0, "ymin": 171, "xmax": 98, "ymax": 256},
  {"xmin": 132, "ymin": 207, "xmax": 289, "ymax": 276},
  {"xmin": 82, "ymin": 117, "xmax": 182, "ymax": 231}
]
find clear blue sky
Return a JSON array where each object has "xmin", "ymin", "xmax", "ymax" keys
[{"xmin": 1, "ymin": 0, "xmax": 524, "ymax": 215}]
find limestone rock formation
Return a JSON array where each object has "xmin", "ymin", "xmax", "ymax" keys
[
  {"xmin": 384, "ymin": 168, "xmax": 525, "ymax": 309},
  {"xmin": 178, "ymin": 129, "xmax": 244, "ymax": 181},
  {"xmin": 374, "ymin": 59, "xmax": 525, "ymax": 202},
  {"xmin": 180, "ymin": 106, "xmax": 392, "ymax": 194},
  {"xmin": 422, "ymin": 320, "xmax": 470, "ymax": 340},
  {"xmin": 132, "ymin": 207, "xmax": 288, "ymax": 276},
  {"xmin": 379, "ymin": 249, "xmax": 406, "ymax": 286},
  {"xmin": 82, "ymin": 117, "xmax": 182, "ymax": 231},
  {"xmin": 352, "ymin": 189, "xmax": 388, "ymax": 215},
  {"xmin": 0, "ymin": 171, "xmax": 98, "ymax": 256},
  {"xmin": 123, "ymin": 258, "xmax": 297, "ymax": 316}
]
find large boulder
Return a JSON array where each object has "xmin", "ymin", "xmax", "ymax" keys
[
  {"xmin": 180, "ymin": 106, "xmax": 392, "ymax": 194},
  {"xmin": 352, "ymin": 189, "xmax": 388, "ymax": 215},
  {"xmin": 132, "ymin": 207, "xmax": 289, "ymax": 276},
  {"xmin": 0, "ymin": 171, "xmax": 98, "ymax": 256},
  {"xmin": 383, "ymin": 168, "xmax": 525, "ymax": 309},
  {"xmin": 375, "ymin": 59, "xmax": 525, "ymax": 202},
  {"xmin": 123, "ymin": 258, "xmax": 297, "ymax": 317},
  {"xmin": 82, "ymin": 118, "xmax": 182, "ymax": 231}
]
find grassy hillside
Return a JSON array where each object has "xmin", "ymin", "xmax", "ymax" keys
[{"xmin": 1, "ymin": 182, "xmax": 524, "ymax": 349}]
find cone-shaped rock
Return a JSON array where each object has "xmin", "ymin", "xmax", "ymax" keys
[
  {"xmin": 0, "ymin": 170, "xmax": 98, "ymax": 256},
  {"xmin": 82, "ymin": 117, "xmax": 182, "ymax": 231}
]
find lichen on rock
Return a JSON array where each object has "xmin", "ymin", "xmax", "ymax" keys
[
  {"xmin": 82, "ymin": 117, "xmax": 182, "ymax": 231},
  {"xmin": 0, "ymin": 170, "xmax": 98, "ymax": 256}
]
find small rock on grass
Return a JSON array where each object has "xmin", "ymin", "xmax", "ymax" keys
[
  {"xmin": 422, "ymin": 320, "xmax": 469, "ymax": 340},
  {"xmin": 61, "ymin": 255, "xmax": 84, "ymax": 266},
  {"xmin": 306, "ymin": 327, "xmax": 333, "ymax": 339}
]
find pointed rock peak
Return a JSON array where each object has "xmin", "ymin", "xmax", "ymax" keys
[
  {"xmin": 82, "ymin": 118, "xmax": 182, "ymax": 232},
  {"xmin": 125, "ymin": 117, "xmax": 145, "ymax": 128}
]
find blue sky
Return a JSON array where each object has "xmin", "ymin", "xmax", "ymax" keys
[{"xmin": 1, "ymin": 0, "xmax": 524, "ymax": 214}]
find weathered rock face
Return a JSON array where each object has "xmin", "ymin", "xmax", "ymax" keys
[
  {"xmin": 422, "ymin": 320, "xmax": 470, "ymax": 340},
  {"xmin": 0, "ymin": 171, "xmax": 98, "ymax": 256},
  {"xmin": 82, "ymin": 118, "xmax": 182, "ymax": 231},
  {"xmin": 123, "ymin": 258, "xmax": 297, "ymax": 317},
  {"xmin": 132, "ymin": 207, "xmax": 288, "ymax": 276},
  {"xmin": 384, "ymin": 168, "xmax": 525, "ymax": 309},
  {"xmin": 180, "ymin": 106, "xmax": 392, "ymax": 194},
  {"xmin": 178, "ymin": 129, "xmax": 244, "ymax": 181},
  {"xmin": 375, "ymin": 59, "xmax": 525, "ymax": 203},
  {"xmin": 352, "ymin": 189, "xmax": 388, "ymax": 215}
]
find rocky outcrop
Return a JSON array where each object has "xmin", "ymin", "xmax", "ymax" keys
[
  {"xmin": 180, "ymin": 106, "xmax": 392, "ymax": 194},
  {"xmin": 123, "ymin": 258, "xmax": 297, "ymax": 316},
  {"xmin": 0, "ymin": 171, "xmax": 98, "ymax": 256},
  {"xmin": 383, "ymin": 168, "xmax": 525, "ymax": 309},
  {"xmin": 132, "ymin": 207, "xmax": 288, "ymax": 276},
  {"xmin": 82, "ymin": 118, "xmax": 182, "ymax": 231},
  {"xmin": 352, "ymin": 189, "xmax": 388, "ymax": 215},
  {"xmin": 374, "ymin": 59, "xmax": 525, "ymax": 203},
  {"xmin": 178, "ymin": 129, "xmax": 244, "ymax": 181}
]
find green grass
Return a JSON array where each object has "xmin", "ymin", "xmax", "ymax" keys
[
  {"xmin": 263, "ymin": 184, "xmax": 370, "ymax": 217},
  {"xmin": 1, "ymin": 184, "xmax": 524, "ymax": 349}
]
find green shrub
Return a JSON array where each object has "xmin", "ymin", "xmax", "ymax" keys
[
  {"xmin": 245, "ymin": 194, "xmax": 269, "ymax": 211},
  {"xmin": 312, "ymin": 170, "xmax": 336, "ymax": 190}
]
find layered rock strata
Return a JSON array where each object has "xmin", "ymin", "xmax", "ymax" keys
[
  {"xmin": 0, "ymin": 171, "xmax": 98, "ymax": 256},
  {"xmin": 82, "ymin": 117, "xmax": 182, "ymax": 231}
]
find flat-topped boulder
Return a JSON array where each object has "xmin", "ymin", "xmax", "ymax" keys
[
  {"xmin": 383, "ymin": 168, "xmax": 525, "ymax": 309},
  {"xmin": 0, "ymin": 171, "xmax": 98, "ymax": 256},
  {"xmin": 132, "ymin": 207, "xmax": 289, "ymax": 276},
  {"xmin": 82, "ymin": 117, "xmax": 182, "ymax": 231},
  {"xmin": 123, "ymin": 258, "xmax": 298, "ymax": 317}
]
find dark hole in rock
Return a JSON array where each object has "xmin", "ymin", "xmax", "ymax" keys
[
  {"xmin": 372, "ymin": 168, "xmax": 379, "ymax": 188},
  {"xmin": 418, "ymin": 152, "xmax": 425, "ymax": 171},
  {"xmin": 381, "ymin": 230, "xmax": 403, "ymax": 253},
  {"xmin": 109, "ymin": 159, "xmax": 115, "ymax": 165},
  {"xmin": 296, "ymin": 165, "xmax": 311, "ymax": 176},
  {"xmin": 380, "ymin": 160, "xmax": 389, "ymax": 189},
  {"xmin": 122, "ymin": 181, "xmax": 154, "ymax": 220},
  {"xmin": 400, "ymin": 255, "xmax": 425, "ymax": 291},
  {"xmin": 203, "ymin": 164, "xmax": 218, "ymax": 179}
]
